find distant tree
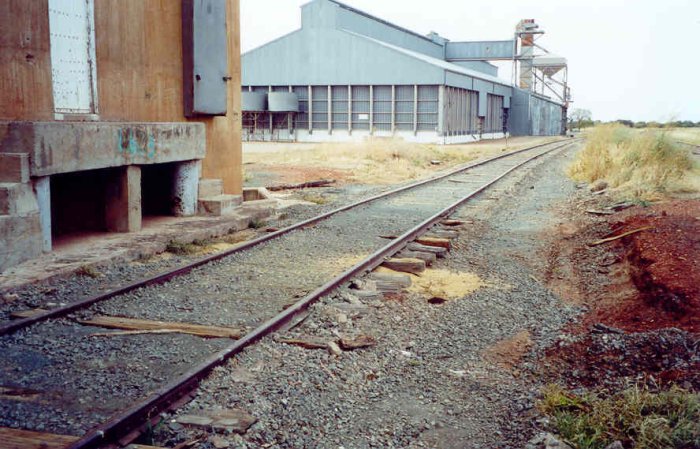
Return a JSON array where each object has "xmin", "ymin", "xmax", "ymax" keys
[
  {"xmin": 569, "ymin": 109, "xmax": 593, "ymax": 131},
  {"xmin": 616, "ymin": 119, "xmax": 634, "ymax": 128},
  {"xmin": 634, "ymin": 121, "xmax": 647, "ymax": 128}
]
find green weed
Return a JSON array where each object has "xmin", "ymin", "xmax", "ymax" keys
[{"xmin": 539, "ymin": 384, "xmax": 700, "ymax": 449}]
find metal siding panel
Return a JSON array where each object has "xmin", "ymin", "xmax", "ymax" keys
[
  {"xmin": 395, "ymin": 85, "xmax": 414, "ymax": 130},
  {"xmin": 336, "ymin": 7, "xmax": 444, "ymax": 59},
  {"xmin": 183, "ymin": 0, "xmax": 228, "ymax": 116},
  {"xmin": 242, "ymin": 28, "xmax": 444, "ymax": 86},
  {"xmin": 445, "ymin": 40, "xmax": 515, "ymax": 60},
  {"xmin": 416, "ymin": 85, "xmax": 438, "ymax": 131},
  {"xmin": 48, "ymin": 0, "xmax": 96, "ymax": 113},
  {"xmin": 351, "ymin": 86, "xmax": 370, "ymax": 129},
  {"xmin": 331, "ymin": 85, "xmax": 348, "ymax": 129}
]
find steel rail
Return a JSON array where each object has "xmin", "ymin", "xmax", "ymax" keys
[
  {"xmin": 0, "ymin": 138, "xmax": 574, "ymax": 337},
  {"xmin": 67, "ymin": 140, "xmax": 575, "ymax": 449}
]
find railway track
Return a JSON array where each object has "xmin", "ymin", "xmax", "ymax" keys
[{"xmin": 0, "ymin": 138, "xmax": 579, "ymax": 449}]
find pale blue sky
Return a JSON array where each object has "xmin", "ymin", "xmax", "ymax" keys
[{"xmin": 241, "ymin": 0, "xmax": 700, "ymax": 122}]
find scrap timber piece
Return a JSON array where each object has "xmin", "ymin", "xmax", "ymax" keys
[
  {"xmin": 407, "ymin": 242, "xmax": 448, "ymax": 258},
  {"xmin": 76, "ymin": 316, "xmax": 243, "ymax": 339},
  {"xmin": 277, "ymin": 335, "xmax": 330, "ymax": 349},
  {"xmin": 397, "ymin": 250, "xmax": 436, "ymax": 266},
  {"xmin": 381, "ymin": 257, "xmax": 426, "ymax": 275},
  {"xmin": 415, "ymin": 236, "xmax": 451, "ymax": 250},
  {"xmin": 425, "ymin": 229, "xmax": 459, "ymax": 239},
  {"xmin": 369, "ymin": 272, "xmax": 412, "ymax": 292}
]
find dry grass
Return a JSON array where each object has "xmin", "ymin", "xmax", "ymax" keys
[
  {"xmin": 244, "ymin": 136, "xmax": 560, "ymax": 185},
  {"xmin": 567, "ymin": 125, "xmax": 699, "ymax": 200},
  {"xmin": 539, "ymin": 384, "xmax": 700, "ymax": 449},
  {"xmin": 667, "ymin": 127, "xmax": 700, "ymax": 145}
]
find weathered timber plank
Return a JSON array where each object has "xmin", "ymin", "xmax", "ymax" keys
[
  {"xmin": 10, "ymin": 309, "xmax": 48, "ymax": 319},
  {"xmin": 407, "ymin": 242, "xmax": 447, "ymax": 257},
  {"xmin": 426, "ymin": 229, "xmax": 459, "ymax": 239},
  {"xmin": 277, "ymin": 335, "xmax": 330, "ymax": 349},
  {"xmin": 0, "ymin": 427, "xmax": 164, "ymax": 449},
  {"xmin": 415, "ymin": 237, "xmax": 451, "ymax": 250},
  {"xmin": 397, "ymin": 250, "xmax": 436, "ymax": 266},
  {"xmin": 381, "ymin": 258, "xmax": 426, "ymax": 275},
  {"xmin": 76, "ymin": 316, "xmax": 243, "ymax": 339}
]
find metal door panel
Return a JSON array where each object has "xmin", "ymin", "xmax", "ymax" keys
[
  {"xmin": 49, "ymin": 0, "xmax": 96, "ymax": 114},
  {"xmin": 183, "ymin": 0, "xmax": 228, "ymax": 116}
]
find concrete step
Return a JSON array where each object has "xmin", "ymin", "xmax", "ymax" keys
[
  {"xmin": 0, "ymin": 182, "xmax": 38, "ymax": 216},
  {"xmin": 198, "ymin": 179, "xmax": 224, "ymax": 198},
  {"xmin": 0, "ymin": 153, "xmax": 30, "ymax": 183},
  {"xmin": 197, "ymin": 194, "xmax": 243, "ymax": 216},
  {"xmin": 0, "ymin": 212, "xmax": 43, "ymax": 272}
]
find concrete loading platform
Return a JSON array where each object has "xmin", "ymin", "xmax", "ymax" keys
[{"xmin": 0, "ymin": 121, "xmax": 269, "ymax": 275}]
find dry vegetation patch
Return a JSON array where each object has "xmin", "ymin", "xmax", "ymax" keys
[
  {"xmin": 568, "ymin": 125, "xmax": 699, "ymax": 200},
  {"xmin": 244, "ymin": 136, "xmax": 559, "ymax": 185}
]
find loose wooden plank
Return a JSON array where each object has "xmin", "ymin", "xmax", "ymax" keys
[
  {"xmin": 0, "ymin": 427, "xmax": 166, "ymax": 449},
  {"xmin": 89, "ymin": 329, "xmax": 182, "ymax": 337},
  {"xmin": 368, "ymin": 272, "xmax": 412, "ymax": 292},
  {"xmin": 10, "ymin": 309, "xmax": 48, "ymax": 319},
  {"xmin": 267, "ymin": 179, "xmax": 335, "ymax": 191},
  {"xmin": 0, "ymin": 386, "xmax": 41, "ymax": 402},
  {"xmin": 407, "ymin": 242, "xmax": 447, "ymax": 258},
  {"xmin": 585, "ymin": 209, "xmax": 614, "ymax": 216},
  {"xmin": 76, "ymin": 316, "xmax": 243, "ymax": 339},
  {"xmin": 588, "ymin": 227, "xmax": 652, "ymax": 247},
  {"xmin": 381, "ymin": 258, "xmax": 426, "ymax": 274},
  {"xmin": 415, "ymin": 237, "xmax": 451, "ymax": 250},
  {"xmin": 425, "ymin": 229, "xmax": 459, "ymax": 239},
  {"xmin": 397, "ymin": 250, "xmax": 436, "ymax": 266},
  {"xmin": 277, "ymin": 335, "xmax": 330, "ymax": 349},
  {"xmin": 441, "ymin": 219, "xmax": 465, "ymax": 226}
]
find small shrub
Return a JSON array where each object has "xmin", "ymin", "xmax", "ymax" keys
[
  {"xmin": 301, "ymin": 193, "xmax": 330, "ymax": 205},
  {"xmin": 75, "ymin": 265, "xmax": 102, "ymax": 278},
  {"xmin": 249, "ymin": 218, "xmax": 267, "ymax": 229},
  {"xmin": 539, "ymin": 384, "xmax": 700, "ymax": 449},
  {"xmin": 165, "ymin": 240, "xmax": 201, "ymax": 255}
]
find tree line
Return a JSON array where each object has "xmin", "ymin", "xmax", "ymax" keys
[{"xmin": 567, "ymin": 109, "xmax": 700, "ymax": 130}]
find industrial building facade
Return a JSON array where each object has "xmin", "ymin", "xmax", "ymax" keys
[
  {"xmin": 242, "ymin": 0, "xmax": 566, "ymax": 143},
  {"xmin": 0, "ymin": 0, "xmax": 243, "ymax": 272}
]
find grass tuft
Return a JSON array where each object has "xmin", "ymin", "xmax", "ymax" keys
[
  {"xmin": 539, "ymin": 384, "xmax": 700, "ymax": 449},
  {"xmin": 75, "ymin": 265, "xmax": 102, "ymax": 278},
  {"xmin": 300, "ymin": 193, "xmax": 331, "ymax": 205},
  {"xmin": 165, "ymin": 240, "xmax": 202, "ymax": 255},
  {"xmin": 248, "ymin": 218, "xmax": 267, "ymax": 229},
  {"xmin": 568, "ymin": 125, "xmax": 698, "ymax": 200}
]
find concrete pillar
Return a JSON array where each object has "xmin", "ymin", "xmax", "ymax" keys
[
  {"xmin": 172, "ymin": 160, "xmax": 200, "ymax": 216},
  {"xmin": 35, "ymin": 176, "xmax": 51, "ymax": 252},
  {"xmin": 105, "ymin": 166, "xmax": 141, "ymax": 232}
]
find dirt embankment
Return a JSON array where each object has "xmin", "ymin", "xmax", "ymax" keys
[{"xmin": 541, "ymin": 198, "xmax": 700, "ymax": 390}]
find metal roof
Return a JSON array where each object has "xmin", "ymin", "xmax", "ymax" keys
[{"xmin": 346, "ymin": 31, "xmax": 511, "ymax": 87}]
